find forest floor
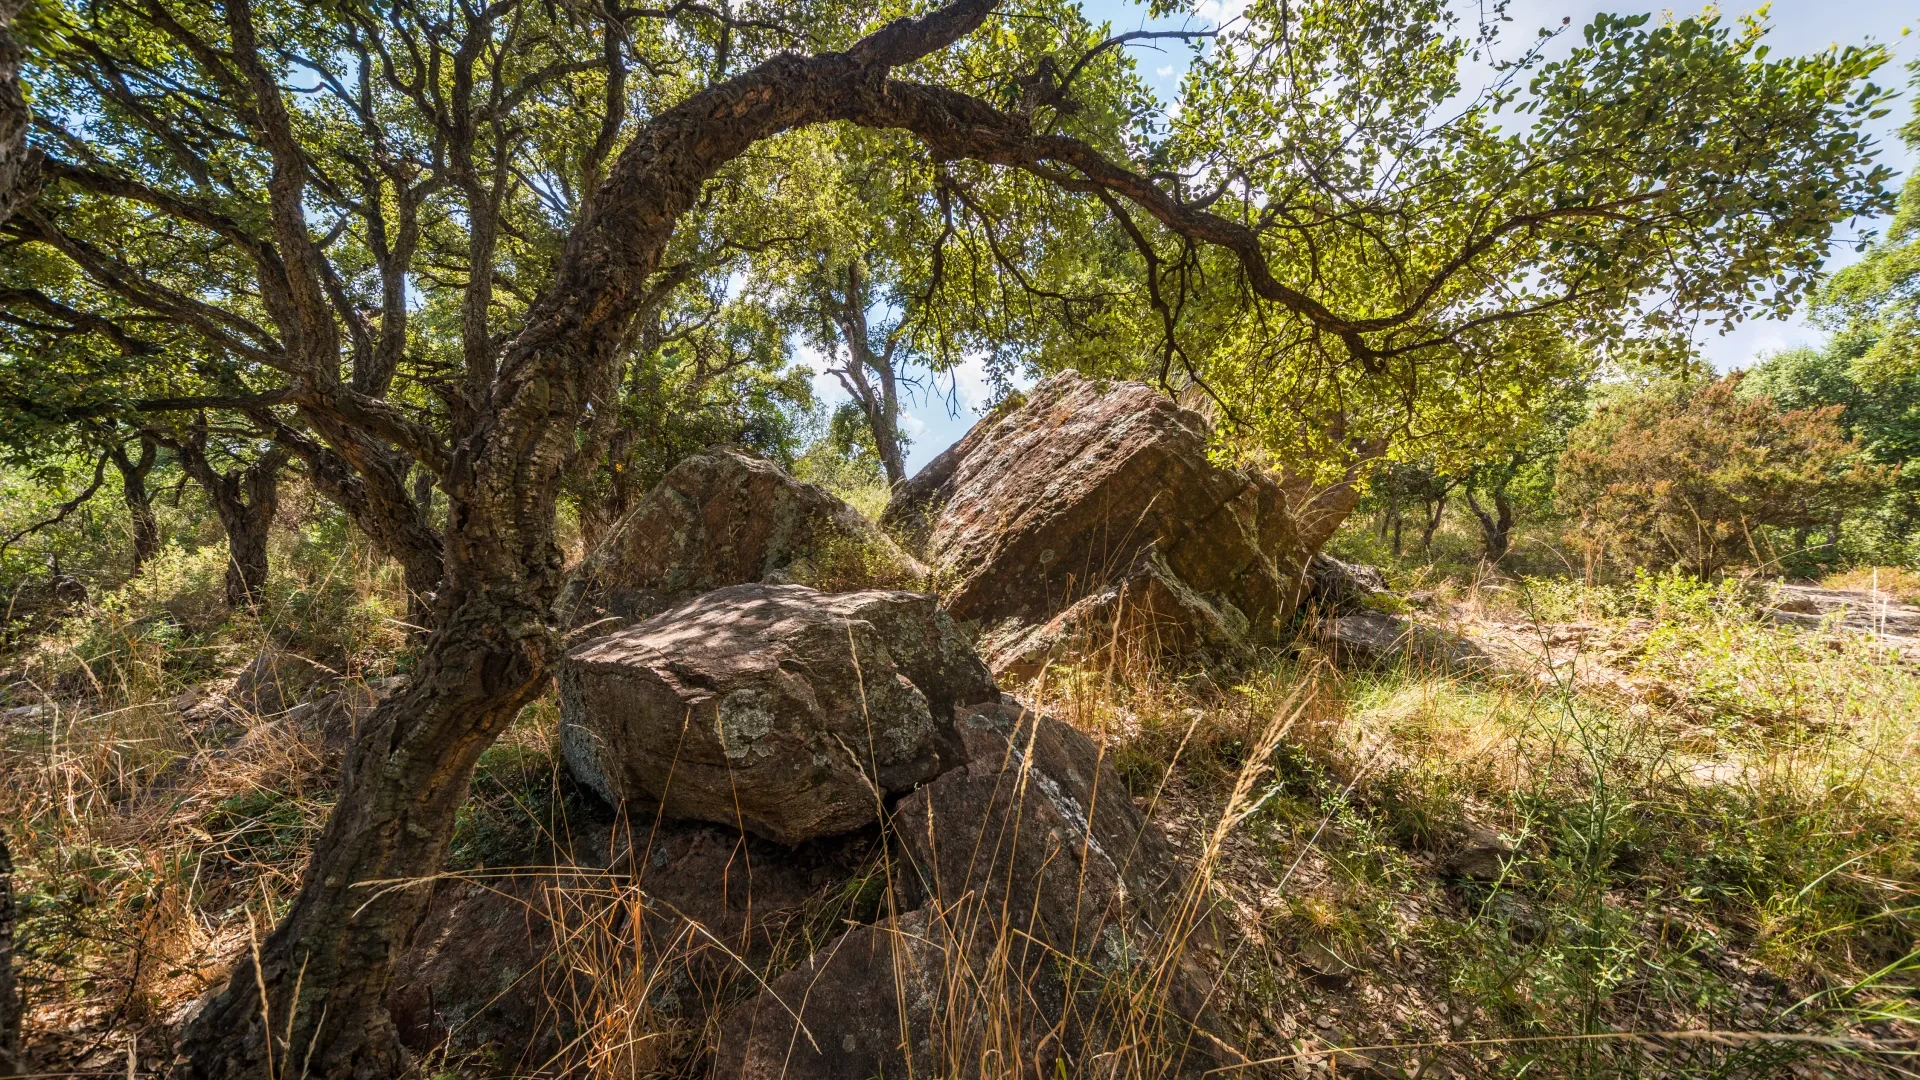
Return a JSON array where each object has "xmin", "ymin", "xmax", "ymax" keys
[{"xmin": 2, "ymin": 527, "xmax": 1918, "ymax": 1078}]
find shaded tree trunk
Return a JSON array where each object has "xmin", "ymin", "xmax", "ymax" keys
[
  {"xmin": 1465, "ymin": 485, "xmax": 1514, "ymax": 563},
  {"xmin": 0, "ymin": 0, "xmax": 42, "ymax": 226},
  {"xmin": 221, "ymin": 482, "xmax": 274, "ymax": 608},
  {"xmin": 178, "ymin": 580, "xmax": 550, "ymax": 1077},
  {"xmin": 412, "ymin": 465, "xmax": 434, "ymax": 521},
  {"xmin": 177, "ymin": 6, "xmax": 1002, "ymax": 1073},
  {"xmin": 0, "ymin": 833, "xmax": 19, "ymax": 1078},
  {"xmin": 172, "ymin": 437, "xmax": 287, "ymax": 610},
  {"xmin": 107, "ymin": 435, "xmax": 160, "ymax": 573},
  {"xmin": 1420, "ymin": 493, "xmax": 1446, "ymax": 553}
]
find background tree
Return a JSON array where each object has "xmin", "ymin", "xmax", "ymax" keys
[
  {"xmin": 1367, "ymin": 459, "xmax": 1460, "ymax": 557},
  {"xmin": 1744, "ymin": 66, "xmax": 1920, "ymax": 567},
  {"xmin": 1742, "ymin": 341, "xmax": 1919, "ymax": 566},
  {"xmin": 1094, "ymin": 7, "xmax": 1891, "ymax": 501},
  {"xmin": 757, "ymin": 111, "xmax": 1146, "ymax": 487},
  {"xmin": 161, "ymin": 423, "xmax": 284, "ymax": 609},
  {"xmin": 1558, "ymin": 375, "xmax": 1882, "ymax": 578},
  {"xmin": 1462, "ymin": 375, "xmax": 1590, "ymax": 563},
  {"xmin": 0, "ymin": 0, "xmax": 1893, "ymax": 1071},
  {"xmin": 103, "ymin": 432, "xmax": 158, "ymax": 572}
]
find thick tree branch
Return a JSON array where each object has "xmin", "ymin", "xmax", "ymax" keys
[{"xmin": 845, "ymin": 79, "xmax": 1672, "ymax": 367}]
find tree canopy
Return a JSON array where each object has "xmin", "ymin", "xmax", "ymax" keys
[{"xmin": 1741, "ymin": 71, "xmax": 1920, "ymax": 563}]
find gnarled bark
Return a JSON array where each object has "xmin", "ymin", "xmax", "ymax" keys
[
  {"xmin": 0, "ymin": 834, "xmax": 19, "ymax": 1078},
  {"xmin": 1465, "ymin": 486, "xmax": 1514, "ymax": 563},
  {"xmin": 177, "ymin": 4, "xmax": 1003, "ymax": 1075},
  {"xmin": 107, "ymin": 434, "xmax": 161, "ymax": 573},
  {"xmin": 171, "ymin": 435, "xmax": 287, "ymax": 610},
  {"xmin": 0, "ymin": 0, "xmax": 41, "ymax": 226},
  {"xmin": 179, "ymin": 584, "xmax": 549, "ymax": 1078}
]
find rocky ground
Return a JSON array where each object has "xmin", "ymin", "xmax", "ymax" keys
[{"xmin": 2, "ymin": 376, "xmax": 1915, "ymax": 1078}]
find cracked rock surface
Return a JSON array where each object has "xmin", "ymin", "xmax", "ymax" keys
[
  {"xmin": 884, "ymin": 371, "xmax": 1314, "ymax": 675},
  {"xmin": 557, "ymin": 583, "xmax": 996, "ymax": 844}
]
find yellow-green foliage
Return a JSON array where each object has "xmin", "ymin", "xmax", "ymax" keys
[{"xmin": 785, "ymin": 527, "xmax": 923, "ymax": 594}]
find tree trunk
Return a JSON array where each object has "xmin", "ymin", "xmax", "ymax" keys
[
  {"xmin": 1420, "ymin": 493, "xmax": 1446, "ymax": 553},
  {"xmin": 0, "ymin": 0, "xmax": 42, "ymax": 227},
  {"xmin": 411, "ymin": 465, "xmax": 434, "ymax": 521},
  {"xmin": 172, "ymin": 438, "xmax": 286, "ymax": 610},
  {"xmin": 108, "ymin": 436, "xmax": 161, "ymax": 574},
  {"xmin": 828, "ymin": 261, "xmax": 909, "ymax": 487},
  {"xmin": 0, "ymin": 833, "xmax": 20, "ymax": 1078},
  {"xmin": 176, "ymin": 4, "xmax": 1012, "ymax": 1070},
  {"xmin": 177, "ymin": 583, "xmax": 551, "ymax": 1078},
  {"xmin": 1465, "ymin": 486, "xmax": 1514, "ymax": 563},
  {"xmin": 871, "ymin": 360, "xmax": 907, "ymax": 487},
  {"xmin": 221, "ymin": 490, "xmax": 273, "ymax": 609}
]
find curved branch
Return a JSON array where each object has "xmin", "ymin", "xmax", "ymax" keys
[
  {"xmin": 847, "ymin": 78, "xmax": 1673, "ymax": 367},
  {"xmin": 1059, "ymin": 29, "xmax": 1213, "ymax": 92},
  {"xmin": 0, "ymin": 452, "xmax": 109, "ymax": 560}
]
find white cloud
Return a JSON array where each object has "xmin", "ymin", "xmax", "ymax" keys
[
  {"xmin": 1193, "ymin": 0, "xmax": 1250, "ymax": 28},
  {"xmin": 1691, "ymin": 313, "xmax": 1826, "ymax": 375},
  {"xmin": 949, "ymin": 355, "xmax": 995, "ymax": 414},
  {"xmin": 793, "ymin": 341, "xmax": 844, "ymax": 406},
  {"xmin": 939, "ymin": 353, "xmax": 1036, "ymax": 416}
]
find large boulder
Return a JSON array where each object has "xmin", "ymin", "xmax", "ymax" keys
[
  {"xmin": 714, "ymin": 911, "xmax": 944, "ymax": 1080},
  {"xmin": 1300, "ymin": 552, "xmax": 1391, "ymax": 615},
  {"xmin": 715, "ymin": 697, "xmax": 1222, "ymax": 1078},
  {"xmin": 892, "ymin": 697, "xmax": 1188, "ymax": 972},
  {"xmin": 557, "ymin": 584, "xmax": 999, "ymax": 845},
  {"xmin": 387, "ymin": 877, "xmax": 565, "ymax": 1064},
  {"xmin": 883, "ymin": 372, "xmax": 1313, "ymax": 675},
  {"xmin": 388, "ymin": 819, "xmax": 879, "ymax": 1063},
  {"xmin": 568, "ymin": 447, "xmax": 922, "ymax": 624}
]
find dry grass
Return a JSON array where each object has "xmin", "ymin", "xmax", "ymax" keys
[
  {"xmin": 1010, "ymin": 571, "xmax": 1920, "ymax": 1078},
  {"xmin": 1821, "ymin": 565, "xmax": 1920, "ymax": 607},
  {"xmin": 0, "ymin": 529, "xmax": 410, "ymax": 1071},
  {"xmin": 4, "ymin": 530, "xmax": 1918, "ymax": 1078}
]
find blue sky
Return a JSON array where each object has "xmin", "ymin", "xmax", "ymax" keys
[{"xmin": 821, "ymin": 1, "xmax": 1920, "ymax": 474}]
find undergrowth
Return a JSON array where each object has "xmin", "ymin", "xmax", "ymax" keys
[
  {"xmin": 1, "ymin": 510, "xmax": 1915, "ymax": 1077},
  {"xmin": 1022, "ymin": 567, "xmax": 1919, "ymax": 1078}
]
